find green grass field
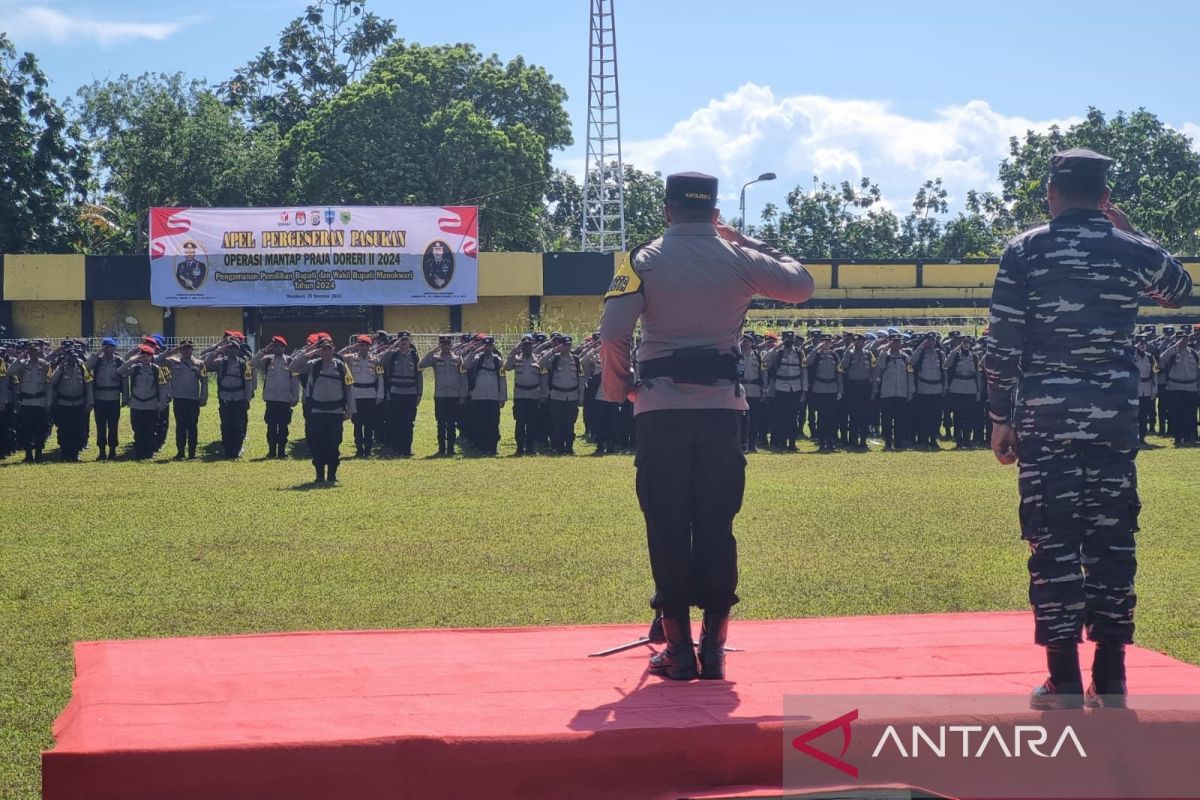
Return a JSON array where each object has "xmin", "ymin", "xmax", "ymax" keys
[{"xmin": 1, "ymin": 401, "xmax": 1197, "ymax": 798}]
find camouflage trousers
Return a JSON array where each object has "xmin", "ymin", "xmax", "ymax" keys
[{"xmin": 1016, "ymin": 441, "xmax": 1140, "ymax": 646}]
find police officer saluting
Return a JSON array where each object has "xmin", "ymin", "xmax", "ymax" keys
[
  {"xmin": 48, "ymin": 343, "xmax": 93, "ymax": 461},
  {"xmin": 600, "ymin": 172, "xmax": 814, "ymax": 680},
  {"xmin": 159, "ymin": 340, "xmax": 209, "ymax": 460},
  {"xmin": 86, "ymin": 338, "xmax": 125, "ymax": 460},
  {"xmin": 254, "ymin": 336, "xmax": 299, "ymax": 458},
  {"xmin": 987, "ymin": 148, "xmax": 1192, "ymax": 709},
  {"xmin": 293, "ymin": 337, "xmax": 356, "ymax": 483}
]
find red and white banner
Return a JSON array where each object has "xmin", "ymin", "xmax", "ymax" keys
[{"xmin": 149, "ymin": 206, "xmax": 478, "ymax": 307}]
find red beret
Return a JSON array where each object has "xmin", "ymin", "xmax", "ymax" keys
[
  {"xmin": 356, "ymin": 335, "xmax": 372, "ymax": 345},
  {"xmin": 306, "ymin": 333, "xmax": 320, "ymax": 345},
  {"xmin": 138, "ymin": 344, "xmax": 155, "ymax": 354},
  {"xmin": 223, "ymin": 330, "xmax": 238, "ymax": 338},
  {"xmin": 230, "ymin": 331, "xmax": 245, "ymax": 341},
  {"xmin": 271, "ymin": 335, "xmax": 288, "ymax": 346},
  {"xmin": 142, "ymin": 335, "xmax": 157, "ymax": 344}
]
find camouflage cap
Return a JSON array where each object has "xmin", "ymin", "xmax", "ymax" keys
[{"xmin": 1049, "ymin": 148, "xmax": 1113, "ymax": 180}]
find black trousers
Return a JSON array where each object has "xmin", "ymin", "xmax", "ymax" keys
[
  {"xmin": 264, "ymin": 400, "xmax": 293, "ymax": 453},
  {"xmin": 352, "ymin": 398, "xmax": 378, "ymax": 452},
  {"xmin": 743, "ymin": 396, "xmax": 766, "ymax": 450},
  {"xmin": 173, "ymin": 398, "xmax": 201, "ymax": 456},
  {"xmin": 809, "ymin": 392, "xmax": 838, "ymax": 448},
  {"xmin": 472, "ymin": 399, "xmax": 501, "ymax": 453},
  {"xmin": 912, "ymin": 393, "xmax": 943, "ymax": 446},
  {"xmin": 94, "ymin": 400, "xmax": 120, "ymax": 453},
  {"xmin": 218, "ymin": 399, "xmax": 249, "ymax": 458},
  {"xmin": 154, "ymin": 404, "xmax": 171, "ymax": 452},
  {"xmin": 636, "ymin": 409, "xmax": 744, "ymax": 617},
  {"xmin": 1137, "ymin": 395, "xmax": 1156, "ymax": 441},
  {"xmin": 769, "ymin": 390, "xmax": 801, "ymax": 448},
  {"xmin": 879, "ymin": 396, "xmax": 908, "ymax": 448},
  {"xmin": 591, "ymin": 399, "xmax": 618, "ymax": 451},
  {"xmin": 513, "ymin": 398, "xmax": 540, "ymax": 452},
  {"xmin": 549, "ymin": 399, "xmax": 579, "ymax": 453},
  {"xmin": 1165, "ymin": 389, "xmax": 1198, "ymax": 442},
  {"xmin": 307, "ymin": 412, "xmax": 344, "ymax": 469},
  {"xmin": 434, "ymin": 397, "xmax": 460, "ymax": 451},
  {"xmin": 18, "ymin": 406, "xmax": 49, "ymax": 453},
  {"xmin": 130, "ymin": 409, "xmax": 159, "ymax": 459},
  {"xmin": 53, "ymin": 404, "xmax": 88, "ymax": 458},
  {"xmin": 948, "ymin": 392, "xmax": 980, "ymax": 445},
  {"xmin": 844, "ymin": 381, "xmax": 872, "ymax": 445},
  {"xmin": 387, "ymin": 394, "xmax": 419, "ymax": 454},
  {"xmin": 0, "ymin": 408, "xmax": 12, "ymax": 456}
]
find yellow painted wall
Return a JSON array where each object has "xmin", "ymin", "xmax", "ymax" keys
[
  {"xmin": 4, "ymin": 255, "xmax": 85, "ymax": 300},
  {"xmin": 478, "ymin": 252, "xmax": 542, "ymax": 296},
  {"xmin": 838, "ymin": 263, "xmax": 918, "ymax": 289},
  {"xmin": 11, "ymin": 301, "xmax": 82, "ymax": 337},
  {"xmin": 817, "ymin": 287, "xmax": 993, "ymax": 301},
  {"xmin": 805, "ymin": 263, "xmax": 834, "ymax": 290},
  {"xmin": 1186, "ymin": 263, "xmax": 1200, "ymax": 283},
  {"xmin": 462, "ymin": 296, "xmax": 529, "ymax": 333},
  {"xmin": 539, "ymin": 295, "xmax": 604, "ymax": 333},
  {"xmin": 923, "ymin": 263, "xmax": 1000, "ymax": 288},
  {"xmin": 175, "ymin": 307, "xmax": 244, "ymax": 339},
  {"xmin": 93, "ymin": 300, "xmax": 161, "ymax": 337},
  {"xmin": 383, "ymin": 305, "xmax": 450, "ymax": 332}
]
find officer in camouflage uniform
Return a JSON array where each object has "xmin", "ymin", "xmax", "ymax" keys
[
  {"xmin": 986, "ymin": 148, "xmax": 1193, "ymax": 710},
  {"xmin": 599, "ymin": 171, "xmax": 814, "ymax": 681}
]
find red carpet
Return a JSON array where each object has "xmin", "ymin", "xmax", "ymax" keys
[{"xmin": 43, "ymin": 612, "xmax": 1200, "ymax": 799}]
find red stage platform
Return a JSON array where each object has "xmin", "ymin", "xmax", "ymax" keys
[{"xmin": 43, "ymin": 612, "xmax": 1200, "ymax": 800}]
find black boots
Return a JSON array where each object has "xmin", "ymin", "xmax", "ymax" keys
[
  {"xmin": 327, "ymin": 463, "xmax": 339, "ymax": 483},
  {"xmin": 1030, "ymin": 642, "xmax": 1084, "ymax": 710},
  {"xmin": 1086, "ymin": 642, "xmax": 1128, "ymax": 709},
  {"xmin": 648, "ymin": 617, "xmax": 698, "ymax": 680},
  {"xmin": 698, "ymin": 613, "xmax": 729, "ymax": 680},
  {"xmin": 314, "ymin": 464, "xmax": 326, "ymax": 484}
]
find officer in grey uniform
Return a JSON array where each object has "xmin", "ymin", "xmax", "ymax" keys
[
  {"xmin": 10, "ymin": 340, "xmax": 53, "ymax": 462},
  {"xmin": 0, "ymin": 345, "xmax": 12, "ymax": 458},
  {"xmin": 986, "ymin": 148, "xmax": 1193, "ymax": 709},
  {"xmin": 382, "ymin": 332, "xmax": 423, "ymax": 457},
  {"xmin": 343, "ymin": 335, "xmax": 385, "ymax": 457},
  {"xmin": 876, "ymin": 334, "xmax": 914, "ymax": 450},
  {"xmin": 599, "ymin": 171, "xmax": 814, "ymax": 680},
  {"xmin": 807, "ymin": 334, "xmax": 843, "ymax": 452},
  {"xmin": 119, "ymin": 344, "xmax": 170, "ymax": 460},
  {"xmin": 294, "ymin": 339, "xmax": 356, "ymax": 483},
  {"xmin": 1158, "ymin": 331, "xmax": 1199, "ymax": 444},
  {"xmin": 763, "ymin": 331, "xmax": 806, "ymax": 450},
  {"xmin": 540, "ymin": 336, "xmax": 585, "ymax": 454},
  {"xmin": 840, "ymin": 334, "xmax": 876, "ymax": 449},
  {"xmin": 419, "ymin": 335, "xmax": 467, "ymax": 456},
  {"xmin": 49, "ymin": 344, "xmax": 94, "ymax": 461},
  {"xmin": 467, "ymin": 336, "xmax": 507, "ymax": 456},
  {"xmin": 1133, "ymin": 338, "xmax": 1159, "ymax": 443},
  {"xmin": 945, "ymin": 334, "xmax": 985, "ymax": 448},
  {"xmin": 159, "ymin": 340, "xmax": 210, "ymax": 459},
  {"xmin": 739, "ymin": 333, "xmax": 767, "ymax": 452},
  {"xmin": 254, "ymin": 336, "xmax": 299, "ymax": 458},
  {"xmin": 909, "ymin": 333, "xmax": 946, "ymax": 449},
  {"xmin": 86, "ymin": 338, "xmax": 125, "ymax": 460},
  {"xmin": 205, "ymin": 338, "xmax": 255, "ymax": 459},
  {"xmin": 507, "ymin": 334, "xmax": 547, "ymax": 455}
]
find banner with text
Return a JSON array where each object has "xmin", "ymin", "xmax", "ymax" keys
[{"xmin": 150, "ymin": 206, "xmax": 478, "ymax": 307}]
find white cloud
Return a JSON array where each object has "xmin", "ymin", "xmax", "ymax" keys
[
  {"xmin": 4, "ymin": 5, "xmax": 192, "ymax": 47},
  {"xmin": 1181, "ymin": 122, "xmax": 1200, "ymax": 152},
  {"xmin": 570, "ymin": 83, "xmax": 1089, "ymax": 219}
]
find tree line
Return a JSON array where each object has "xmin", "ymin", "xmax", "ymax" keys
[{"xmin": 2, "ymin": 0, "xmax": 1198, "ymax": 258}]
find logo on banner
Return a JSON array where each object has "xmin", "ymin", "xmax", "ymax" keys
[
  {"xmin": 792, "ymin": 709, "xmax": 859, "ymax": 778},
  {"xmin": 279, "ymin": 211, "xmax": 290, "ymax": 224},
  {"xmin": 324, "ymin": 208, "xmax": 336, "ymax": 226},
  {"xmin": 422, "ymin": 240, "xmax": 455, "ymax": 290},
  {"xmin": 310, "ymin": 210, "xmax": 321, "ymax": 226},
  {"xmin": 340, "ymin": 210, "xmax": 352, "ymax": 225},
  {"xmin": 174, "ymin": 240, "xmax": 208, "ymax": 292},
  {"xmin": 296, "ymin": 211, "xmax": 307, "ymax": 225}
]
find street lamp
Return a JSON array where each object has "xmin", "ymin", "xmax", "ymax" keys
[{"xmin": 739, "ymin": 172, "xmax": 777, "ymax": 232}]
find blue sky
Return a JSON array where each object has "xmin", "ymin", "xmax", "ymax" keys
[{"xmin": 5, "ymin": 0, "xmax": 1198, "ymax": 220}]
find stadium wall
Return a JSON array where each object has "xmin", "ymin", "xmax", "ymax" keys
[{"xmin": 1, "ymin": 253, "xmax": 1198, "ymax": 339}]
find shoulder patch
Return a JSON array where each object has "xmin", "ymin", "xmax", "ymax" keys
[{"xmin": 605, "ymin": 242, "xmax": 652, "ymax": 300}]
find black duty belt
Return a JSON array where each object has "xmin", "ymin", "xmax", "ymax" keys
[
  {"xmin": 639, "ymin": 349, "xmax": 738, "ymax": 384},
  {"xmin": 95, "ymin": 383, "xmax": 122, "ymax": 390},
  {"xmin": 20, "ymin": 391, "xmax": 46, "ymax": 399},
  {"xmin": 310, "ymin": 399, "xmax": 345, "ymax": 411},
  {"xmin": 813, "ymin": 376, "xmax": 838, "ymax": 384},
  {"xmin": 55, "ymin": 393, "xmax": 84, "ymax": 401},
  {"xmin": 551, "ymin": 384, "xmax": 578, "ymax": 392},
  {"xmin": 917, "ymin": 376, "xmax": 943, "ymax": 384},
  {"xmin": 354, "ymin": 382, "xmax": 376, "ymax": 389},
  {"xmin": 516, "ymin": 382, "xmax": 541, "ymax": 390}
]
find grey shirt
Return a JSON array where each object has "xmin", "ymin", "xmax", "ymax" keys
[
  {"xmin": 599, "ymin": 224, "xmax": 813, "ymax": 413},
  {"xmin": 86, "ymin": 354, "xmax": 126, "ymax": 403}
]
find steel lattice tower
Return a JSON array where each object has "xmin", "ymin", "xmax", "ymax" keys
[{"xmin": 581, "ymin": 0, "xmax": 626, "ymax": 252}]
